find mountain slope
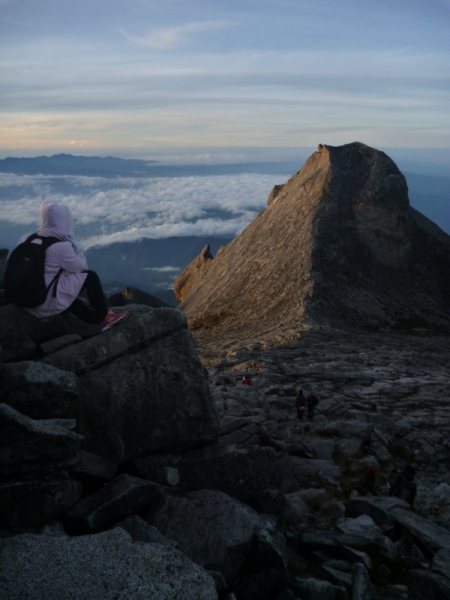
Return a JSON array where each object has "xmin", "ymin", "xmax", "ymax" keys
[{"xmin": 176, "ymin": 143, "xmax": 450, "ymax": 340}]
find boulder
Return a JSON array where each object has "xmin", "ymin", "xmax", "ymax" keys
[
  {"xmin": 70, "ymin": 450, "xmax": 118, "ymax": 483},
  {"xmin": 43, "ymin": 306, "xmax": 218, "ymax": 463},
  {"xmin": 432, "ymin": 549, "xmax": 450, "ymax": 580},
  {"xmin": 290, "ymin": 576, "xmax": 349, "ymax": 600},
  {"xmin": 0, "ymin": 304, "xmax": 70, "ymax": 362},
  {"xmin": 351, "ymin": 563, "xmax": 377, "ymax": 600},
  {"xmin": 149, "ymin": 488, "xmax": 259, "ymax": 582},
  {"xmin": 132, "ymin": 444, "xmax": 284, "ymax": 505},
  {"xmin": 284, "ymin": 491, "xmax": 314, "ymax": 527},
  {"xmin": 336, "ymin": 515, "xmax": 384, "ymax": 542},
  {"xmin": 40, "ymin": 334, "xmax": 82, "ymax": 355},
  {"xmin": 0, "ymin": 476, "xmax": 81, "ymax": 533},
  {"xmin": 391, "ymin": 508, "xmax": 450, "ymax": 553},
  {"xmin": 290, "ymin": 457, "xmax": 341, "ymax": 486},
  {"xmin": 0, "ymin": 404, "xmax": 83, "ymax": 532},
  {"xmin": 345, "ymin": 495, "xmax": 410, "ymax": 526},
  {"xmin": 66, "ymin": 474, "xmax": 163, "ymax": 533},
  {"xmin": 115, "ymin": 515, "xmax": 177, "ymax": 547},
  {"xmin": 0, "ymin": 528, "xmax": 218, "ymax": 600},
  {"xmin": 0, "ymin": 361, "xmax": 79, "ymax": 419},
  {"xmin": 232, "ymin": 515, "xmax": 288, "ymax": 600},
  {"xmin": 408, "ymin": 569, "xmax": 450, "ymax": 600},
  {"xmin": 0, "ymin": 403, "xmax": 83, "ymax": 479}
]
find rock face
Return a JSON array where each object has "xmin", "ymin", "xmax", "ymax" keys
[
  {"xmin": 174, "ymin": 244, "xmax": 215, "ymax": 303},
  {"xmin": 176, "ymin": 143, "xmax": 450, "ymax": 338}
]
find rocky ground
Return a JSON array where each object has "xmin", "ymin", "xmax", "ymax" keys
[
  {"xmin": 195, "ymin": 326, "xmax": 450, "ymax": 598},
  {"xmin": 2, "ymin": 297, "xmax": 450, "ymax": 599},
  {"xmin": 202, "ymin": 326, "xmax": 450, "ymax": 516}
]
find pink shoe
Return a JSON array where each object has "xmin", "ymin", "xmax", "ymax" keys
[{"xmin": 100, "ymin": 310, "xmax": 129, "ymax": 332}]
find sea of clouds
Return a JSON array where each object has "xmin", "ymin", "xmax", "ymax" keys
[{"xmin": 0, "ymin": 171, "xmax": 290, "ymax": 250}]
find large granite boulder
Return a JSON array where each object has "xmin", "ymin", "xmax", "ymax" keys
[
  {"xmin": 0, "ymin": 304, "xmax": 70, "ymax": 362},
  {"xmin": 149, "ymin": 488, "xmax": 260, "ymax": 582},
  {"xmin": 0, "ymin": 528, "xmax": 218, "ymax": 600},
  {"xmin": 66, "ymin": 474, "xmax": 163, "ymax": 533},
  {"xmin": 0, "ymin": 476, "xmax": 81, "ymax": 533},
  {"xmin": 0, "ymin": 403, "xmax": 82, "ymax": 479},
  {"xmin": 408, "ymin": 569, "xmax": 450, "ymax": 600},
  {"xmin": 0, "ymin": 361, "xmax": 79, "ymax": 419},
  {"xmin": 391, "ymin": 507, "xmax": 450, "ymax": 553},
  {"xmin": 0, "ymin": 404, "xmax": 83, "ymax": 532},
  {"xmin": 232, "ymin": 514, "xmax": 288, "ymax": 600},
  {"xmin": 42, "ymin": 305, "xmax": 219, "ymax": 463}
]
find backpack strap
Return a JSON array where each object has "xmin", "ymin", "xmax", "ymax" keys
[{"xmin": 48, "ymin": 268, "xmax": 63, "ymax": 298}]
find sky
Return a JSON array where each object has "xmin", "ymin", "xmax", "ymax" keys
[{"xmin": 0, "ymin": 0, "xmax": 449, "ymax": 160}]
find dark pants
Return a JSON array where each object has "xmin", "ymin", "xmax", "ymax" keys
[
  {"xmin": 297, "ymin": 408, "xmax": 304, "ymax": 420},
  {"xmin": 307, "ymin": 406, "xmax": 314, "ymax": 420},
  {"xmin": 66, "ymin": 270, "xmax": 108, "ymax": 324}
]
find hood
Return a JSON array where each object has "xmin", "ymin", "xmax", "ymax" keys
[{"xmin": 37, "ymin": 203, "xmax": 72, "ymax": 239}]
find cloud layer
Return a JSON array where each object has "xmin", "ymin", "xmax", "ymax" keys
[{"xmin": 0, "ymin": 171, "xmax": 288, "ymax": 248}]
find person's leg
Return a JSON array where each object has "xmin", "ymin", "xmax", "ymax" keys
[
  {"xmin": 65, "ymin": 297, "xmax": 98, "ymax": 324},
  {"xmin": 68, "ymin": 270, "xmax": 129, "ymax": 330},
  {"xmin": 80, "ymin": 270, "xmax": 108, "ymax": 323}
]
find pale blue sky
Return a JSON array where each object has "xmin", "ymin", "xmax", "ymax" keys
[{"xmin": 1, "ymin": 0, "xmax": 449, "ymax": 159}]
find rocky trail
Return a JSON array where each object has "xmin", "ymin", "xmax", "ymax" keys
[{"xmin": 204, "ymin": 327, "xmax": 450, "ymax": 511}]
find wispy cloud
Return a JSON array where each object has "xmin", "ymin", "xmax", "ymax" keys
[
  {"xmin": 120, "ymin": 21, "xmax": 234, "ymax": 50},
  {"xmin": 143, "ymin": 266, "xmax": 179, "ymax": 272}
]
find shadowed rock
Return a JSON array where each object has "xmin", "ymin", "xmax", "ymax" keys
[
  {"xmin": 0, "ymin": 361, "xmax": 79, "ymax": 419},
  {"xmin": 149, "ymin": 488, "xmax": 260, "ymax": 582},
  {"xmin": 109, "ymin": 286, "xmax": 171, "ymax": 308}
]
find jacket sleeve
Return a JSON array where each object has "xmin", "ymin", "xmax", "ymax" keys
[{"xmin": 58, "ymin": 242, "xmax": 88, "ymax": 273}]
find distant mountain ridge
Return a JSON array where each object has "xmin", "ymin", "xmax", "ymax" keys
[
  {"xmin": 0, "ymin": 154, "xmax": 159, "ymax": 178},
  {"xmin": 0, "ymin": 153, "xmax": 303, "ymax": 178}
]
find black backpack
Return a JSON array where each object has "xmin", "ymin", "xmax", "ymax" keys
[{"xmin": 4, "ymin": 234, "xmax": 63, "ymax": 308}]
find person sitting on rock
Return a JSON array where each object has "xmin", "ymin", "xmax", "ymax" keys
[
  {"xmin": 12, "ymin": 203, "xmax": 128, "ymax": 332},
  {"xmin": 295, "ymin": 389, "xmax": 306, "ymax": 420},
  {"xmin": 307, "ymin": 391, "xmax": 318, "ymax": 421},
  {"xmin": 242, "ymin": 374, "xmax": 251, "ymax": 385},
  {"xmin": 389, "ymin": 465, "xmax": 417, "ymax": 507},
  {"xmin": 358, "ymin": 466, "xmax": 378, "ymax": 496}
]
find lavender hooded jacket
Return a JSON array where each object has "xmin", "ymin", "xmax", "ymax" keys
[{"xmin": 18, "ymin": 203, "xmax": 88, "ymax": 318}]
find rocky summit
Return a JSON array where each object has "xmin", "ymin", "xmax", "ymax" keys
[{"xmin": 175, "ymin": 142, "xmax": 450, "ymax": 344}]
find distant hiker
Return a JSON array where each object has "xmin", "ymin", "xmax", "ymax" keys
[
  {"xmin": 358, "ymin": 466, "xmax": 378, "ymax": 496},
  {"xmin": 307, "ymin": 392, "xmax": 319, "ymax": 421},
  {"xmin": 295, "ymin": 389, "xmax": 306, "ymax": 420},
  {"xmin": 5, "ymin": 203, "xmax": 128, "ymax": 332},
  {"xmin": 389, "ymin": 465, "xmax": 417, "ymax": 507},
  {"xmin": 242, "ymin": 374, "xmax": 251, "ymax": 385}
]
